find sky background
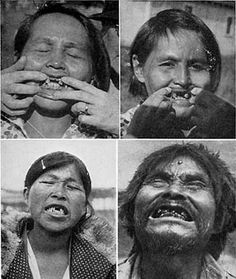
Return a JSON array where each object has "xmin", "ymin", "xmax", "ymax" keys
[{"xmin": 1, "ymin": 140, "xmax": 117, "ymax": 191}]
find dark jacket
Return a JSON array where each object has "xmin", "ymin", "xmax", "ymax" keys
[{"xmin": 1, "ymin": 212, "xmax": 116, "ymax": 279}]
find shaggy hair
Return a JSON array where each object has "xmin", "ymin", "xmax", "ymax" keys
[
  {"xmin": 14, "ymin": 2, "xmax": 111, "ymax": 91},
  {"xmin": 129, "ymin": 9, "xmax": 221, "ymax": 98},
  {"xmin": 119, "ymin": 143, "xmax": 236, "ymax": 259}
]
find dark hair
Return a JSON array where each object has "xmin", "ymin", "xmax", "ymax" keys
[
  {"xmin": 129, "ymin": 9, "xmax": 221, "ymax": 98},
  {"xmin": 14, "ymin": 2, "xmax": 111, "ymax": 91},
  {"xmin": 24, "ymin": 151, "xmax": 94, "ymax": 229},
  {"xmin": 25, "ymin": 151, "xmax": 92, "ymax": 197},
  {"xmin": 119, "ymin": 143, "xmax": 236, "ymax": 259}
]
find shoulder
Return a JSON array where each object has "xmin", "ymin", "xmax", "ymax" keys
[
  {"xmin": 1, "ymin": 115, "xmax": 26, "ymax": 138},
  {"xmin": 1, "ymin": 210, "xmax": 30, "ymax": 276},
  {"xmin": 78, "ymin": 215, "xmax": 116, "ymax": 265}
]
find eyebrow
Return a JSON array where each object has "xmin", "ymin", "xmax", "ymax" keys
[
  {"xmin": 31, "ymin": 37, "xmax": 89, "ymax": 50},
  {"xmin": 40, "ymin": 174, "xmax": 79, "ymax": 183},
  {"xmin": 179, "ymin": 173, "xmax": 209, "ymax": 184},
  {"xmin": 145, "ymin": 170, "xmax": 173, "ymax": 182}
]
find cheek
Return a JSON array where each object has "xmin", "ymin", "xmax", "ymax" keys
[
  {"xmin": 144, "ymin": 66, "xmax": 172, "ymax": 94},
  {"xmin": 190, "ymin": 71, "xmax": 211, "ymax": 88},
  {"xmin": 67, "ymin": 60, "xmax": 93, "ymax": 81},
  {"xmin": 23, "ymin": 54, "xmax": 45, "ymax": 71}
]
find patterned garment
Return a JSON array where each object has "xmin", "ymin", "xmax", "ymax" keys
[
  {"xmin": 4, "ymin": 233, "xmax": 115, "ymax": 279},
  {"xmin": 120, "ymin": 105, "xmax": 139, "ymax": 138},
  {"xmin": 118, "ymin": 253, "xmax": 235, "ymax": 279},
  {"xmin": 1, "ymin": 115, "xmax": 117, "ymax": 139}
]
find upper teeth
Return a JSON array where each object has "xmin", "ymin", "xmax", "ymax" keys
[
  {"xmin": 153, "ymin": 208, "xmax": 189, "ymax": 221},
  {"xmin": 46, "ymin": 206, "xmax": 65, "ymax": 215},
  {"xmin": 41, "ymin": 78, "xmax": 67, "ymax": 90}
]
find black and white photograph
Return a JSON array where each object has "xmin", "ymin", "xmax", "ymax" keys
[
  {"xmin": 118, "ymin": 140, "xmax": 236, "ymax": 278},
  {"xmin": 1, "ymin": 0, "xmax": 236, "ymax": 278},
  {"xmin": 120, "ymin": 1, "xmax": 235, "ymax": 139},
  {"xmin": 1, "ymin": 140, "xmax": 116, "ymax": 278},
  {"xmin": 1, "ymin": 0, "xmax": 119, "ymax": 139}
]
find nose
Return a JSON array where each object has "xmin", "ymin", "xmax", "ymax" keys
[
  {"xmin": 160, "ymin": 183, "xmax": 187, "ymax": 201},
  {"xmin": 173, "ymin": 65, "xmax": 191, "ymax": 88},
  {"xmin": 50, "ymin": 183, "xmax": 67, "ymax": 201},
  {"xmin": 46, "ymin": 49, "xmax": 66, "ymax": 71}
]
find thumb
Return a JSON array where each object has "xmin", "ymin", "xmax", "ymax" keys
[{"xmin": 2, "ymin": 56, "xmax": 27, "ymax": 74}]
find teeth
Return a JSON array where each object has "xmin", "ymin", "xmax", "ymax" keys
[
  {"xmin": 153, "ymin": 208, "xmax": 190, "ymax": 221},
  {"xmin": 41, "ymin": 78, "xmax": 65, "ymax": 90},
  {"xmin": 46, "ymin": 206, "xmax": 65, "ymax": 215}
]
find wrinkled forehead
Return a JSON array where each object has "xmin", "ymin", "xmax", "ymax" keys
[{"xmin": 146, "ymin": 154, "xmax": 208, "ymax": 178}]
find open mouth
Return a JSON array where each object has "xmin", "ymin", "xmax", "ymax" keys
[
  {"xmin": 40, "ymin": 77, "xmax": 68, "ymax": 91},
  {"xmin": 45, "ymin": 204, "xmax": 69, "ymax": 216},
  {"xmin": 171, "ymin": 89, "xmax": 192, "ymax": 101},
  {"xmin": 150, "ymin": 205, "xmax": 193, "ymax": 222}
]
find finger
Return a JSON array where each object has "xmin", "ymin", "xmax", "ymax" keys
[
  {"xmin": 52, "ymin": 90, "xmax": 97, "ymax": 104},
  {"xmin": 191, "ymin": 87, "xmax": 203, "ymax": 96},
  {"xmin": 2, "ymin": 96, "xmax": 34, "ymax": 110},
  {"xmin": 78, "ymin": 114, "xmax": 98, "ymax": 126},
  {"xmin": 143, "ymin": 87, "xmax": 172, "ymax": 106},
  {"xmin": 8, "ymin": 71, "xmax": 48, "ymax": 83},
  {"xmin": 62, "ymin": 77, "xmax": 104, "ymax": 95},
  {"xmin": 7, "ymin": 84, "xmax": 41, "ymax": 95},
  {"xmin": 1, "ymin": 56, "xmax": 27, "ymax": 74},
  {"xmin": 1, "ymin": 104, "xmax": 28, "ymax": 116},
  {"xmin": 71, "ymin": 102, "xmax": 92, "ymax": 115}
]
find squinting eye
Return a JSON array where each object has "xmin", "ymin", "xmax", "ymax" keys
[
  {"xmin": 66, "ymin": 184, "xmax": 83, "ymax": 191},
  {"xmin": 189, "ymin": 63, "xmax": 208, "ymax": 71},
  {"xmin": 39, "ymin": 181, "xmax": 55, "ymax": 185},
  {"xmin": 186, "ymin": 181, "xmax": 206, "ymax": 189},
  {"xmin": 160, "ymin": 61, "xmax": 175, "ymax": 67}
]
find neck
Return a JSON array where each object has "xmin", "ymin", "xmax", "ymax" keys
[
  {"xmin": 24, "ymin": 110, "xmax": 71, "ymax": 138},
  {"xmin": 140, "ymin": 251, "xmax": 204, "ymax": 279},
  {"xmin": 28, "ymin": 223, "xmax": 71, "ymax": 254}
]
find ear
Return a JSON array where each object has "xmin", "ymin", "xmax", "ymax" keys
[
  {"xmin": 132, "ymin": 54, "xmax": 145, "ymax": 83},
  {"xmin": 23, "ymin": 187, "xmax": 29, "ymax": 204}
]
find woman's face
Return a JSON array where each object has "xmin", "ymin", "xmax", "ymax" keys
[
  {"xmin": 22, "ymin": 13, "xmax": 93, "ymax": 112},
  {"xmin": 135, "ymin": 29, "xmax": 212, "ymax": 118}
]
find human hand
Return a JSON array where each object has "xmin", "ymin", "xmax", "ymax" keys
[
  {"xmin": 1, "ymin": 56, "xmax": 47, "ymax": 116},
  {"xmin": 51, "ymin": 77, "xmax": 119, "ymax": 135},
  {"xmin": 190, "ymin": 90, "xmax": 235, "ymax": 138},
  {"xmin": 127, "ymin": 87, "xmax": 184, "ymax": 138}
]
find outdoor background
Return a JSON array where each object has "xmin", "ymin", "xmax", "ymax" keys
[
  {"xmin": 118, "ymin": 140, "xmax": 236, "ymax": 276},
  {"xmin": 121, "ymin": 0, "xmax": 235, "ymax": 112},
  {"xmin": 1, "ymin": 140, "xmax": 116, "ymax": 227}
]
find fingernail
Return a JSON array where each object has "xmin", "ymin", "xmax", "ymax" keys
[{"xmin": 191, "ymin": 88, "xmax": 202, "ymax": 95}]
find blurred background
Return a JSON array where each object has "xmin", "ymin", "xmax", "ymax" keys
[
  {"xmin": 120, "ymin": 0, "xmax": 235, "ymax": 113},
  {"xmin": 118, "ymin": 140, "xmax": 236, "ymax": 275},
  {"xmin": 1, "ymin": 140, "xmax": 116, "ymax": 228}
]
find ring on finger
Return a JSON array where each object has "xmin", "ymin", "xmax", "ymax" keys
[{"xmin": 84, "ymin": 104, "xmax": 89, "ymax": 114}]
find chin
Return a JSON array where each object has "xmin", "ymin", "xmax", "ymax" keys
[
  {"xmin": 33, "ymin": 94, "xmax": 70, "ymax": 114},
  {"xmin": 172, "ymin": 103, "xmax": 194, "ymax": 119},
  {"xmin": 135, "ymin": 221, "xmax": 207, "ymax": 256}
]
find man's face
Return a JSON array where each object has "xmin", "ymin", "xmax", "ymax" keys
[
  {"xmin": 22, "ymin": 13, "xmax": 93, "ymax": 112},
  {"xmin": 135, "ymin": 29, "xmax": 211, "ymax": 119},
  {"xmin": 134, "ymin": 156, "xmax": 216, "ymax": 255},
  {"xmin": 25, "ymin": 164, "xmax": 86, "ymax": 233}
]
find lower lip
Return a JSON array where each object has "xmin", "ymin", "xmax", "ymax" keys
[
  {"xmin": 148, "ymin": 216, "xmax": 193, "ymax": 223},
  {"xmin": 44, "ymin": 210, "xmax": 68, "ymax": 220}
]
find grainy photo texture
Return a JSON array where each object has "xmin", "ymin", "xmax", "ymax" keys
[
  {"xmin": 1, "ymin": 0, "xmax": 119, "ymax": 139},
  {"xmin": 120, "ymin": 1, "xmax": 235, "ymax": 139},
  {"xmin": 118, "ymin": 140, "xmax": 236, "ymax": 279},
  {"xmin": 1, "ymin": 140, "xmax": 116, "ymax": 278}
]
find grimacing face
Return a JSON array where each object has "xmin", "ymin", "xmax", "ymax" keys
[
  {"xmin": 134, "ymin": 156, "xmax": 216, "ymax": 255},
  {"xmin": 134, "ymin": 29, "xmax": 212, "ymax": 119},
  {"xmin": 22, "ymin": 13, "xmax": 93, "ymax": 112},
  {"xmin": 24, "ymin": 164, "xmax": 86, "ymax": 233}
]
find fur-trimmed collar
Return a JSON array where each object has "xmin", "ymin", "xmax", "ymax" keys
[{"xmin": 1, "ymin": 211, "xmax": 115, "ymax": 276}]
